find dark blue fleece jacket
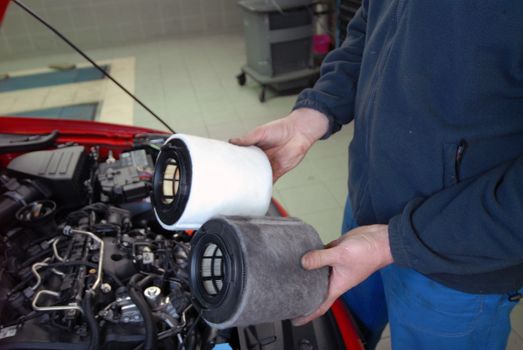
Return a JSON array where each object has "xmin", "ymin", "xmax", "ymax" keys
[{"xmin": 294, "ymin": 0, "xmax": 523, "ymax": 294}]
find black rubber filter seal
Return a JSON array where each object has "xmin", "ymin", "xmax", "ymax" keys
[
  {"xmin": 151, "ymin": 138, "xmax": 192, "ymax": 226},
  {"xmin": 189, "ymin": 218, "xmax": 246, "ymax": 324}
]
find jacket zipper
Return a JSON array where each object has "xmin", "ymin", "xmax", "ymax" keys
[{"xmin": 454, "ymin": 139, "xmax": 467, "ymax": 183}]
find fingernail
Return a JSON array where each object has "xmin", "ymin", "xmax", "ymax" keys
[{"xmin": 301, "ymin": 254, "xmax": 310, "ymax": 269}]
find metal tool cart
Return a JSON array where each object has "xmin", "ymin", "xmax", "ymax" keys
[{"xmin": 236, "ymin": 0, "xmax": 320, "ymax": 102}]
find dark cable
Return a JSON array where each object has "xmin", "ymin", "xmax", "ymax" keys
[
  {"xmin": 129, "ymin": 274, "xmax": 158, "ymax": 350},
  {"xmin": 0, "ymin": 311, "xmax": 40, "ymax": 329},
  {"xmin": 12, "ymin": 0, "xmax": 175, "ymax": 134},
  {"xmin": 82, "ymin": 291, "xmax": 100, "ymax": 350},
  {"xmin": 179, "ymin": 311, "xmax": 202, "ymax": 350}
]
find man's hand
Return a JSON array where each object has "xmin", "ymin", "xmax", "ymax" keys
[
  {"xmin": 230, "ymin": 108, "xmax": 329, "ymax": 182},
  {"xmin": 293, "ymin": 225, "xmax": 393, "ymax": 326}
]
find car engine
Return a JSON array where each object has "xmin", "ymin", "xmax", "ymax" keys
[{"xmin": 0, "ymin": 140, "xmax": 219, "ymax": 350}]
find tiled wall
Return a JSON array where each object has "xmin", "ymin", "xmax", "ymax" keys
[{"xmin": 0, "ymin": 0, "xmax": 243, "ymax": 59}]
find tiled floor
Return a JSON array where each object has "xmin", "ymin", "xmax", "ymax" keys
[
  {"xmin": 0, "ymin": 57, "xmax": 135, "ymax": 124},
  {"xmin": 1, "ymin": 33, "xmax": 522, "ymax": 349}
]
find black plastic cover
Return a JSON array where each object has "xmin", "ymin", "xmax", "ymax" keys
[
  {"xmin": 236, "ymin": 314, "xmax": 346, "ymax": 350},
  {"xmin": 6, "ymin": 146, "xmax": 87, "ymax": 205},
  {"xmin": 97, "ymin": 149, "xmax": 154, "ymax": 203}
]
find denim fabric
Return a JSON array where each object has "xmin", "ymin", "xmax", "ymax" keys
[
  {"xmin": 340, "ymin": 196, "xmax": 520, "ymax": 350},
  {"xmin": 382, "ymin": 265, "xmax": 520, "ymax": 350}
]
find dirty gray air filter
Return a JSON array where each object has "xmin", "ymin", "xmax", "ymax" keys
[
  {"xmin": 189, "ymin": 216, "xmax": 328, "ymax": 329},
  {"xmin": 152, "ymin": 134, "xmax": 272, "ymax": 230}
]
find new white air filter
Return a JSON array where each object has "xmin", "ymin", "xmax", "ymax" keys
[{"xmin": 152, "ymin": 134, "xmax": 272, "ymax": 230}]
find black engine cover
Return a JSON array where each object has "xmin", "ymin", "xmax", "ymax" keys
[{"xmin": 7, "ymin": 146, "xmax": 87, "ymax": 205}]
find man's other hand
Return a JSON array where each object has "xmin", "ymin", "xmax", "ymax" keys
[
  {"xmin": 230, "ymin": 108, "xmax": 328, "ymax": 182},
  {"xmin": 293, "ymin": 225, "xmax": 393, "ymax": 326}
]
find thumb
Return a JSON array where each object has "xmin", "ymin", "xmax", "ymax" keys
[
  {"xmin": 229, "ymin": 127, "xmax": 265, "ymax": 147},
  {"xmin": 301, "ymin": 248, "xmax": 337, "ymax": 270}
]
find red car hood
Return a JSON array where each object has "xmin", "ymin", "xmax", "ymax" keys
[
  {"xmin": 0, "ymin": 0, "xmax": 9, "ymax": 25},
  {"xmin": 0, "ymin": 116, "xmax": 167, "ymax": 145},
  {"xmin": 0, "ymin": 116, "xmax": 169, "ymax": 167}
]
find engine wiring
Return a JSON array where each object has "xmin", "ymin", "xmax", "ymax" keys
[{"xmin": 1, "ymin": 191, "xmax": 201, "ymax": 349}]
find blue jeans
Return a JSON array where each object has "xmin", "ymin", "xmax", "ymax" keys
[{"xmin": 341, "ymin": 197, "xmax": 521, "ymax": 350}]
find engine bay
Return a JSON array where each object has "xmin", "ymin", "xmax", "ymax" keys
[
  {"xmin": 0, "ymin": 137, "xmax": 219, "ymax": 350},
  {"xmin": 0, "ymin": 131, "xmax": 349, "ymax": 350}
]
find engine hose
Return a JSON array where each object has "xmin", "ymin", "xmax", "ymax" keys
[
  {"xmin": 129, "ymin": 274, "xmax": 157, "ymax": 350},
  {"xmin": 185, "ymin": 333, "xmax": 196, "ymax": 350},
  {"xmin": 153, "ymin": 311, "xmax": 179, "ymax": 329},
  {"xmin": 82, "ymin": 291, "xmax": 100, "ymax": 350}
]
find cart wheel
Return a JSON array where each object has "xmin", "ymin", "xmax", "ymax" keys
[
  {"xmin": 259, "ymin": 86, "xmax": 266, "ymax": 103},
  {"xmin": 237, "ymin": 72, "xmax": 246, "ymax": 86}
]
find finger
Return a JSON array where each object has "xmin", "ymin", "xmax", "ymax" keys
[
  {"xmin": 301, "ymin": 248, "xmax": 338, "ymax": 270},
  {"xmin": 229, "ymin": 127, "xmax": 266, "ymax": 146}
]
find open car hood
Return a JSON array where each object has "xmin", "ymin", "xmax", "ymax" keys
[{"xmin": 0, "ymin": 0, "xmax": 9, "ymax": 25}]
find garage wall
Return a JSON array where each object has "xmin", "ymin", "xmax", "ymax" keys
[{"xmin": 0, "ymin": 0, "xmax": 243, "ymax": 59}]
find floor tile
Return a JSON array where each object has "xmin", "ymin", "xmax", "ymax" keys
[
  {"xmin": 234, "ymin": 101, "xmax": 275, "ymax": 121},
  {"xmin": 304, "ymin": 122, "xmax": 353, "ymax": 154},
  {"xmin": 42, "ymin": 85, "xmax": 77, "ymax": 107},
  {"xmin": 324, "ymin": 177, "xmax": 349, "ymax": 207},
  {"xmin": 274, "ymin": 160, "xmax": 324, "ymax": 191},
  {"xmin": 278, "ymin": 182, "xmax": 339, "ymax": 217},
  {"xmin": 206, "ymin": 119, "xmax": 246, "ymax": 142},
  {"xmin": 308, "ymin": 153, "xmax": 349, "ymax": 182},
  {"xmin": 375, "ymin": 337, "xmax": 392, "ymax": 350},
  {"xmin": 511, "ymin": 303, "xmax": 523, "ymax": 338},
  {"xmin": 72, "ymin": 80, "xmax": 107, "ymax": 102},
  {"xmin": 8, "ymin": 87, "xmax": 50, "ymax": 113},
  {"xmin": 165, "ymin": 115, "xmax": 206, "ymax": 133},
  {"xmin": 507, "ymin": 331, "xmax": 523, "ymax": 350},
  {"xmin": 300, "ymin": 208, "xmax": 344, "ymax": 244},
  {"xmin": 201, "ymin": 102, "xmax": 238, "ymax": 125},
  {"xmin": 0, "ymin": 93, "xmax": 17, "ymax": 111},
  {"xmin": 240, "ymin": 118, "xmax": 269, "ymax": 134},
  {"xmin": 382, "ymin": 324, "xmax": 391, "ymax": 338},
  {"xmin": 177, "ymin": 125, "xmax": 209, "ymax": 138}
]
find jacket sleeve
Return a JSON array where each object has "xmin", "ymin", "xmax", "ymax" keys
[
  {"xmin": 389, "ymin": 154, "xmax": 523, "ymax": 275},
  {"xmin": 293, "ymin": 2, "xmax": 368, "ymax": 139}
]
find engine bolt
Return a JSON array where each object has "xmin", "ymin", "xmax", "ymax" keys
[
  {"xmin": 101, "ymin": 283, "xmax": 112, "ymax": 294},
  {"xmin": 144, "ymin": 286, "xmax": 162, "ymax": 309}
]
